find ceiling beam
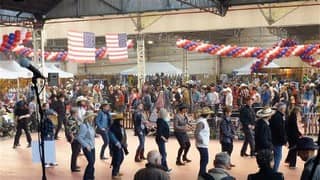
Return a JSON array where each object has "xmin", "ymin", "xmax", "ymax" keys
[
  {"xmin": 100, "ymin": 0, "xmax": 122, "ymax": 12},
  {"xmin": 176, "ymin": 0, "xmax": 231, "ymax": 16}
]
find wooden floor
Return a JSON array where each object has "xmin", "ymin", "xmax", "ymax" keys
[{"xmin": 0, "ymin": 130, "xmax": 304, "ymax": 180}]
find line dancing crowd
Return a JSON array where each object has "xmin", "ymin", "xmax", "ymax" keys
[{"xmin": 5, "ymin": 76, "xmax": 320, "ymax": 180}]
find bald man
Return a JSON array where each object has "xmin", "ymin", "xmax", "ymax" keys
[{"xmin": 134, "ymin": 150, "xmax": 170, "ymax": 180}]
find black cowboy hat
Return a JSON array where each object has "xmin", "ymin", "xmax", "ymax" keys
[
  {"xmin": 178, "ymin": 103, "xmax": 188, "ymax": 110},
  {"xmin": 296, "ymin": 137, "xmax": 319, "ymax": 151}
]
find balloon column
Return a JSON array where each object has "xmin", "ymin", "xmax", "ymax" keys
[
  {"xmin": 1, "ymin": 30, "xmax": 135, "ymax": 62},
  {"xmin": 176, "ymin": 39, "xmax": 320, "ymax": 73},
  {"xmin": 0, "ymin": 30, "xmax": 32, "ymax": 52}
]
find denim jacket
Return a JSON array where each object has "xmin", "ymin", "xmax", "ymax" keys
[
  {"xmin": 96, "ymin": 110, "xmax": 111, "ymax": 130},
  {"xmin": 77, "ymin": 122, "xmax": 95, "ymax": 149}
]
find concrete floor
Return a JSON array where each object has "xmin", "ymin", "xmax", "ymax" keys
[{"xmin": 0, "ymin": 130, "xmax": 304, "ymax": 180}]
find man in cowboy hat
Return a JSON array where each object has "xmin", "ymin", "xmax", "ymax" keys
[
  {"xmin": 195, "ymin": 106, "xmax": 213, "ymax": 178},
  {"xmin": 109, "ymin": 113, "xmax": 129, "ymax": 179},
  {"xmin": 296, "ymin": 137, "xmax": 320, "ymax": 180},
  {"xmin": 76, "ymin": 96, "xmax": 88, "ymax": 122},
  {"xmin": 240, "ymin": 97, "xmax": 256, "ymax": 157},
  {"xmin": 223, "ymin": 88, "xmax": 233, "ymax": 108},
  {"xmin": 269, "ymin": 102, "xmax": 287, "ymax": 172},
  {"xmin": 255, "ymin": 107, "xmax": 275, "ymax": 152},
  {"xmin": 96, "ymin": 100, "xmax": 112, "ymax": 160}
]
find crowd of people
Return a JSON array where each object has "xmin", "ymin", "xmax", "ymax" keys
[{"xmin": 3, "ymin": 76, "xmax": 320, "ymax": 180}]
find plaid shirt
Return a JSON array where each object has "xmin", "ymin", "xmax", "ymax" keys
[{"xmin": 66, "ymin": 115, "xmax": 81, "ymax": 137}]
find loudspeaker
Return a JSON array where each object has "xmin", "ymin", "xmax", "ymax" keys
[{"xmin": 48, "ymin": 73, "xmax": 59, "ymax": 87}]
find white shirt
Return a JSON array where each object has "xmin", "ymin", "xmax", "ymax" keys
[
  {"xmin": 225, "ymin": 92, "xmax": 233, "ymax": 107},
  {"xmin": 77, "ymin": 106, "xmax": 86, "ymax": 122},
  {"xmin": 195, "ymin": 117, "xmax": 210, "ymax": 148}
]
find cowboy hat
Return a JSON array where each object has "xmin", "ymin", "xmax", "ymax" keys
[
  {"xmin": 296, "ymin": 137, "xmax": 319, "ymax": 151},
  {"xmin": 240, "ymin": 83, "xmax": 248, "ymax": 88},
  {"xmin": 100, "ymin": 100, "xmax": 111, "ymax": 106},
  {"xmin": 83, "ymin": 111, "xmax": 96, "ymax": 120},
  {"xmin": 112, "ymin": 113, "xmax": 124, "ymax": 120},
  {"xmin": 76, "ymin": 96, "xmax": 87, "ymax": 102},
  {"xmin": 256, "ymin": 107, "xmax": 275, "ymax": 118},
  {"xmin": 198, "ymin": 107, "xmax": 214, "ymax": 115},
  {"xmin": 263, "ymin": 83, "xmax": 270, "ymax": 87},
  {"xmin": 178, "ymin": 103, "xmax": 188, "ymax": 110}
]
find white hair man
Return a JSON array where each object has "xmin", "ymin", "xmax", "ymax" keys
[
  {"xmin": 201, "ymin": 152, "xmax": 235, "ymax": 180},
  {"xmin": 134, "ymin": 150, "xmax": 170, "ymax": 180}
]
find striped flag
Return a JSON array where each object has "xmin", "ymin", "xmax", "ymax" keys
[
  {"xmin": 67, "ymin": 31, "xmax": 96, "ymax": 63},
  {"xmin": 105, "ymin": 33, "xmax": 128, "ymax": 62}
]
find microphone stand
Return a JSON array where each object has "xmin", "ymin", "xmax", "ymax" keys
[
  {"xmin": 31, "ymin": 77, "xmax": 47, "ymax": 180},
  {"xmin": 309, "ymin": 117, "xmax": 320, "ymax": 180}
]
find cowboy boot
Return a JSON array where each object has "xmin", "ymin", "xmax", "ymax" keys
[
  {"xmin": 135, "ymin": 149, "xmax": 141, "ymax": 162},
  {"xmin": 140, "ymin": 148, "xmax": 146, "ymax": 160}
]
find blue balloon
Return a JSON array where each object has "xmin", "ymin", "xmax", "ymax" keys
[{"xmin": 9, "ymin": 33, "xmax": 15, "ymax": 39}]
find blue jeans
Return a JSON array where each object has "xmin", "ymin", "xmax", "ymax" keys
[
  {"xmin": 111, "ymin": 146, "xmax": 124, "ymax": 176},
  {"xmin": 137, "ymin": 132, "xmax": 145, "ymax": 151},
  {"xmin": 99, "ymin": 131, "xmax": 109, "ymax": 158},
  {"xmin": 273, "ymin": 145, "xmax": 282, "ymax": 172},
  {"xmin": 83, "ymin": 148, "xmax": 95, "ymax": 180},
  {"xmin": 197, "ymin": 147, "xmax": 209, "ymax": 177},
  {"xmin": 157, "ymin": 140, "xmax": 169, "ymax": 170}
]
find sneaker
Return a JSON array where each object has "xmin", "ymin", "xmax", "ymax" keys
[
  {"xmin": 27, "ymin": 143, "xmax": 31, "ymax": 148},
  {"xmin": 50, "ymin": 162, "xmax": 58, "ymax": 166},
  {"xmin": 166, "ymin": 169, "xmax": 172, "ymax": 173},
  {"xmin": 45, "ymin": 164, "xmax": 51, "ymax": 168}
]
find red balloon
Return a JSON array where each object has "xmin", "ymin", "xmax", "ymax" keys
[
  {"xmin": 3, "ymin": 35, "xmax": 8, "ymax": 42},
  {"xmin": 26, "ymin": 31, "xmax": 32, "ymax": 38}
]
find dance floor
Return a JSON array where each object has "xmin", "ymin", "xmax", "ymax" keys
[{"xmin": 0, "ymin": 130, "xmax": 304, "ymax": 180}]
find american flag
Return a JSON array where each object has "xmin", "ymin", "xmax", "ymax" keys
[
  {"xmin": 67, "ymin": 31, "xmax": 96, "ymax": 63},
  {"xmin": 105, "ymin": 33, "xmax": 128, "ymax": 62}
]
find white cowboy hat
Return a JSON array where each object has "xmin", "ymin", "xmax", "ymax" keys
[
  {"xmin": 240, "ymin": 83, "xmax": 248, "ymax": 87},
  {"xmin": 76, "ymin": 96, "xmax": 87, "ymax": 102},
  {"xmin": 256, "ymin": 107, "xmax": 275, "ymax": 118}
]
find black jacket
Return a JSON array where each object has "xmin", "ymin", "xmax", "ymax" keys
[
  {"xmin": 51, "ymin": 100, "xmax": 66, "ymax": 120},
  {"xmin": 255, "ymin": 119, "xmax": 273, "ymax": 151},
  {"xmin": 110, "ymin": 121, "xmax": 128, "ymax": 149},
  {"xmin": 220, "ymin": 117, "xmax": 235, "ymax": 144},
  {"xmin": 269, "ymin": 111, "xmax": 287, "ymax": 146},
  {"xmin": 240, "ymin": 105, "xmax": 256, "ymax": 130},
  {"xmin": 156, "ymin": 118, "xmax": 170, "ymax": 143},
  {"xmin": 286, "ymin": 113, "xmax": 302, "ymax": 146},
  {"xmin": 247, "ymin": 168, "xmax": 284, "ymax": 180}
]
